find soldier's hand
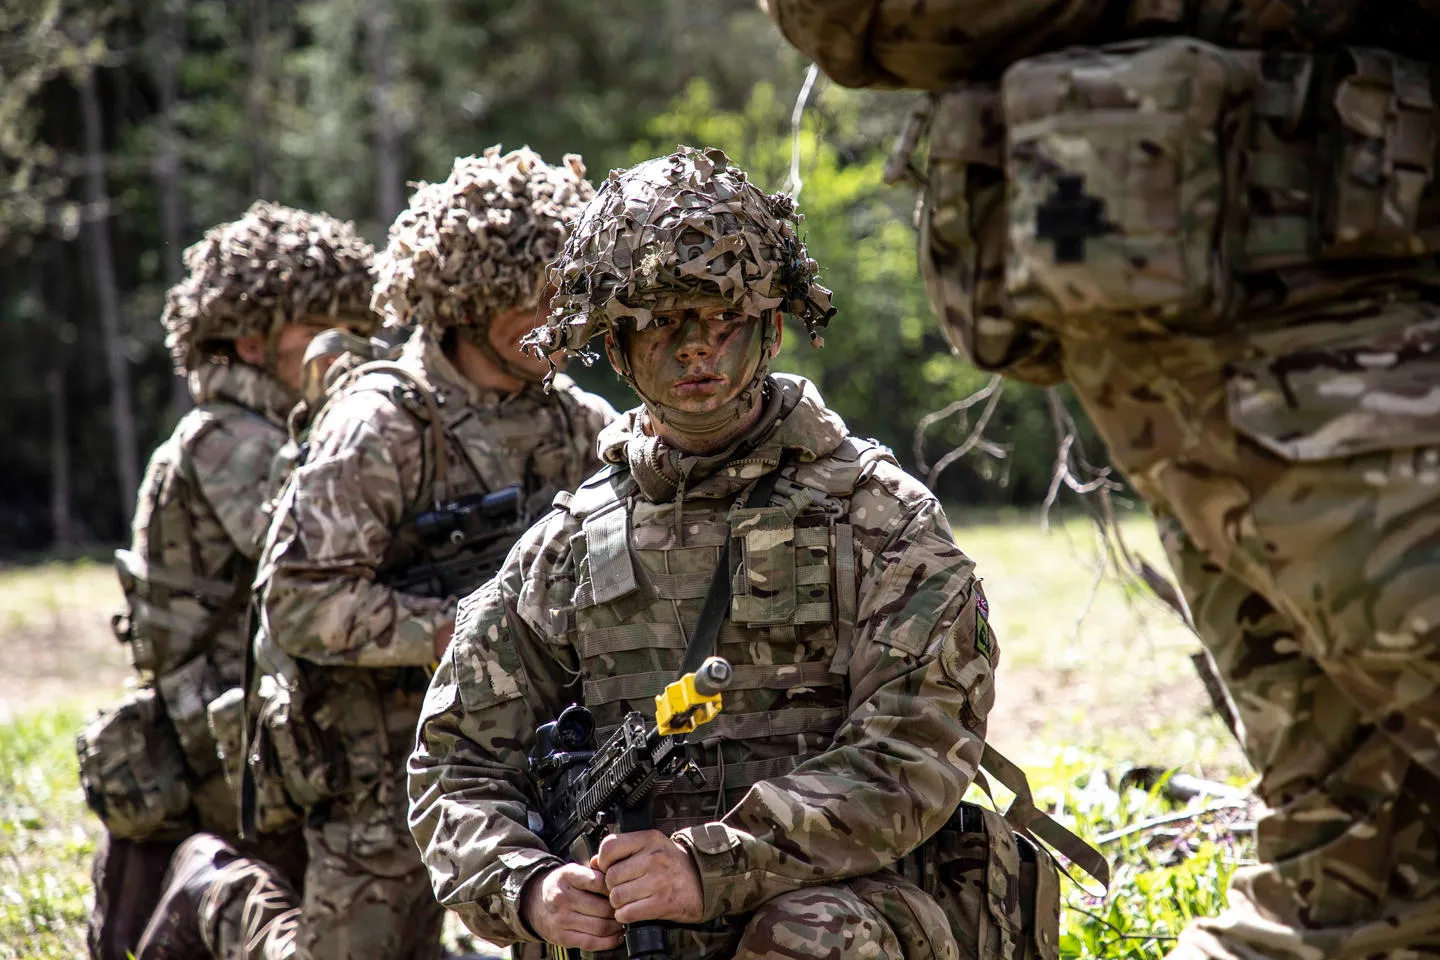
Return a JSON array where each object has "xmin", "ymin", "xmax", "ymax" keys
[
  {"xmin": 520, "ymin": 863, "xmax": 622, "ymax": 952},
  {"xmin": 431, "ymin": 621, "xmax": 454, "ymax": 660},
  {"xmin": 596, "ymin": 829, "xmax": 704, "ymax": 924}
]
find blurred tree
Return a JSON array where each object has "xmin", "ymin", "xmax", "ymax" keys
[{"xmin": 0, "ymin": 0, "xmax": 1106, "ymax": 552}]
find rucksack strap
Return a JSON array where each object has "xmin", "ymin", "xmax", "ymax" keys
[
  {"xmin": 676, "ymin": 452, "xmax": 794, "ymax": 678},
  {"xmin": 330, "ymin": 361, "xmax": 450, "ymax": 506},
  {"xmin": 979, "ymin": 742, "xmax": 1111, "ymax": 893}
]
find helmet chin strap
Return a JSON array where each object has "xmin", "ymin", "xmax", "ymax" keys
[
  {"xmin": 457, "ymin": 323, "xmax": 544, "ymax": 383},
  {"xmin": 620, "ymin": 312, "xmax": 777, "ymax": 447}
]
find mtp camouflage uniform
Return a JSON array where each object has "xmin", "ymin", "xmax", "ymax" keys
[
  {"xmin": 762, "ymin": 1, "xmax": 1440, "ymax": 956},
  {"xmin": 77, "ymin": 201, "xmax": 376, "ymax": 960},
  {"xmin": 233, "ymin": 147, "xmax": 615, "ymax": 960},
  {"xmin": 409, "ymin": 149, "xmax": 1064, "ymax": 960}
]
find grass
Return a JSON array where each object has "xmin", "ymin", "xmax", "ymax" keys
[
  {"xmin": 0, "ymin": 512, "xmax": 1253, "ymax": 958},
  {"xmin": 0, "ymin": 707, "xmax": 96, "ymax": 960}
]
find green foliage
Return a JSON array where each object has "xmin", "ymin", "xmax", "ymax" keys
[
  {"xmin": 0, "ymin": 707, "xmax": 96, "ymax": 960},
  {"xmin": 0, "ymin": 0, "xmax": 1116, "ymax": 547},
  {"xmin": 1014, "ymin": 753, "xmax": 1250, "ymax": 960}
]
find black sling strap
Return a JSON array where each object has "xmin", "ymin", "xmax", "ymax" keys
[{"xmin": 676, "ymin": 452, "xmax": 794, "ymax": 678}]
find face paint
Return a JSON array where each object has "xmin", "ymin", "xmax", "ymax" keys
[{"xmin": 625, "ymin": 306, "xmax": 765, "ymax": 416}]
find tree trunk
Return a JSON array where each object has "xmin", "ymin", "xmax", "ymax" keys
[
  {"xmin": 247, "ymin": 0, "xmax": 273, "ymax": 199},
  {"xmin": 149, "ymin": 0, "xmax": 191, "ymax": 416},
  {"xmin": 79, "ymin": 67, "xmax": 141, "ymax": 526},
  {"xmin": 46, "ymin": 368, "xmax": 74, "ymax": 548},
  {"xmin": 365, "ymin": 0, "xmax": 403, "ymax": 227}
]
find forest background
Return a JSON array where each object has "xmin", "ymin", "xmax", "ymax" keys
[
  {"xmin": 0, "ymin": 0, "xmax": 1087, "ymax": 554},
  {"xmin": 0, "ymin": 4, "xmax": 1254, "ymax": 958}
]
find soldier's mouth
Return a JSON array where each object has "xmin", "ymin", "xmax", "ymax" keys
[{"xmin": 673, "ymin": 374, "xmax": 725, "ymax": 396}]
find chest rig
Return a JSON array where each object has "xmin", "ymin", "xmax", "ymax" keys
[{"xmin": 549, "ymin": 436, "xmax": 893, "ymax": 835}]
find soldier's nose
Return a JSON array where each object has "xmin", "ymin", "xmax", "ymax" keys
[{"xmin": 674, "ymin": 323, "xmax": 711, "ymax": 362}]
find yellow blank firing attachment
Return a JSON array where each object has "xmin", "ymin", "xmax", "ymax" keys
[{"xmin": 655, "ymin": 657, "xmax": 733, "ymax": 735}]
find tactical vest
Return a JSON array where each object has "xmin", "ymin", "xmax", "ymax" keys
[
  {"xmin": 559, "ymin": 436, "xmax": 889, "ymax": 836},
  {"xmin": 246, "ymin": 362, "xmax": 596, "ymax": 839},
  {"xmin": 554, "ymin": 440, "xmax": 1108, "ymax": 959},
  {"xmin": 911, "ymin": 32, "xmax": 1440, "ymax": 379},
  {"xmin": 80, "ymin": 401, "xmax": 277, "ymax": 839}
]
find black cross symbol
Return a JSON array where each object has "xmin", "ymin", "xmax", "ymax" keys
[{"xmin": 1035, "ymin": 175, "xmax": 1112, "ymax": 264}]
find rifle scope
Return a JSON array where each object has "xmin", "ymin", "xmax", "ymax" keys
[{"xmin": 415, "ymin": 484, "xmax": 523, "ymax": 546}]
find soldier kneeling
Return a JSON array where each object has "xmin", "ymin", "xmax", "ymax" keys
[{"xmin": 408, "ymin": 147, "xmax": 1081, "ymax": 960}]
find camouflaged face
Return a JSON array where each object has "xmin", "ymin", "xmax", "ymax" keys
[
  {"xmin": 528, "ymin": 145, "xmax": 835, "ymax": 361},
  {"xmin": 371, "ymin": 146, "xmax": 594, "ymax": 335},
  {"xmin": 163, "ymin": 201, "xmax": 377, "ymax": 375}
]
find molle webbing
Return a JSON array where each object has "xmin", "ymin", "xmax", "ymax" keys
[
  {"xmin": 582, "ymin": 502, "xmax": 638, "ymax": 606},
  {"xmin": 596, "ymin": 707, "xmax": 846, "ymax": 747},
  {"xmin": 576, "ymin": 621, "xmax": 747, "ymax": 659},
  {"xmin": 660, "ymin": 754, "xmax": 808, "ymax": 795},
  {"xmin": 582, "ymin": 662, "xmax": 836, "ymax": 707}
]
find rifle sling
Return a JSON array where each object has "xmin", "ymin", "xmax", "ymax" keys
[{"xmin": 676, "ymin": 452, "xmax": 793, "ymax": 679}]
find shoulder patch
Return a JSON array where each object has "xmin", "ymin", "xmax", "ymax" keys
[{"xmin": 974, "ymin": 582, "xmax": 994, "ymax": 662}]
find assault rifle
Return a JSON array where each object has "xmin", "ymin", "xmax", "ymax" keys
[
  {"xmin": 384, "ymin": 485, "xmax": 526, "ymax": 598},
  {"xmin": 531, "ymin": 656, "xmax": 734, "ymax": 960}
]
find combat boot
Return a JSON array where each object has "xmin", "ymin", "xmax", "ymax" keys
[{"xmin": 134, "ymin": 833, "xmax": 239, "ymax": 960}]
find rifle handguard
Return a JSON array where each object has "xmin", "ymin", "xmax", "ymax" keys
[{"xmin": 654, "ymin": 656, "xmax": 732, "ymax": 735}]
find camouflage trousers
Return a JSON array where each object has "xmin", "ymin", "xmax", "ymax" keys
[
  {"xmin": 731, "ymin": 874, "xmax": 956, "ymax": 960},
  {"xmin": 1158, "ymin": 515, "xmax": 1440, "ymax": 960},
  {"xmin": 537, "ymin": 872, "xmax": 955, "ymax": 960},
  {"xmin": 177, "ymin": 810, "xmax": 445, "ymax": 960},
  {"xmin": 1057, "ymin": 308, "xmax": 1440, "ymax": 960}
]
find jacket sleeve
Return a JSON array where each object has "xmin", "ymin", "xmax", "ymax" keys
[
  {"xmin": 673, "ymin": 467, "xmax": 999, "ymax": 920},
  {"xmin": 407, "ymin": 517, "xmax": 580, "ymax": 945},
  {"xmin": 257, "ymin": 391, "xmax": 451, "ymax": 667}
]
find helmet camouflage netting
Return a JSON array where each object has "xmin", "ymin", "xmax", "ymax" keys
[
  {"xmin": 371, "ymin": 146, "xmax": 594, "ymax": 335},
  {"xmin": 526, "ymin": 145, "xmax": 834, "ymax": 361},
  {"xmin": 162, "ymin": 201, "xmax": 377, "ymax": 375}
]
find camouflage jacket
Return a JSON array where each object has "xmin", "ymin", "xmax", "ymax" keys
[
  {"xmin": 409, "ymin": 374, "xmax": 997, "ymax": 946},
  {"xmin": 257, "ymin": 328, "xmax": 616, "ymax": 671},
  {"xmin": 124, "ymin": 360, "xmax": 298, "ymax": 685}
]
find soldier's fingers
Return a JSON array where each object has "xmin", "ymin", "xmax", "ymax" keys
[
  {"xmin": 566, "ymin": 865, "xmax": 611, "ymax": 898},
  {"xmin": 565, "ymin": 887, "xmax": 617, "ymax": 920},
  {"xmin": 595, "ymin": 829, "xmax": 665, "ymax": 871},
  {"xmin": 601, "ymin": 849, "xmax": 654, "ymax": 890},
  {"xmin": 613, "ymin": 894, "xmax": 667, "ymax": 925},
  {"xmin": 607, "ymin": 874, "xmax": 663, "ymax": 911},
  {"xmin": 560, "ymin": 910, "xmax": 623, "ymax": 938}
]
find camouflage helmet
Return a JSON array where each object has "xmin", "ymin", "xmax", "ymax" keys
[
  {"xmin": 162, "ymin": 201, "xmax": 377, "ymax": 375},
  {"xmin": 527, "ymin": 145, "xmax": 834, "ymax": 363},
  {"xmin": 371, "ymin": 146, "xmax": 594, "ymax": 342}
]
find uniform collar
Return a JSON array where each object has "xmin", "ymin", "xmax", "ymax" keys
[
  {"xmin": 600, "ymin": 374, "xmax": 850, "ymax": 503},
  {"xmin": 189, "ymin": 362, "xmax": 298, "ymax": 427},
  {"xmin": 402, "ymin": 328, "xmax": 551, "ymax": 412}
]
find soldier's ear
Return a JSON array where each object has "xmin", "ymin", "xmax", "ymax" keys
[
  {"xmin": 234, "ymin": 334, "xmax": 266, "ymax": 367},
  {"xmin": 604, "ymin": 332, "xmax": 625, "ymax": 374}
]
